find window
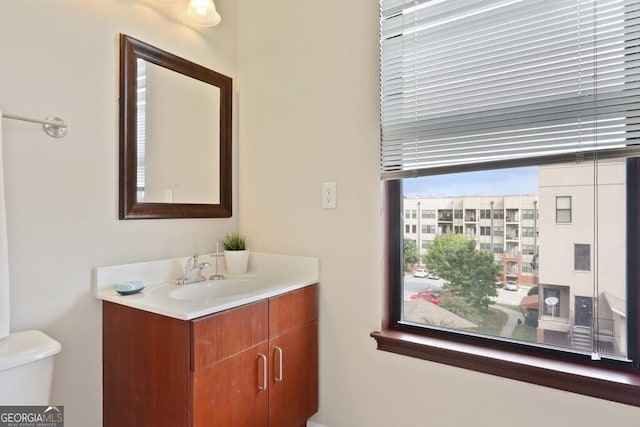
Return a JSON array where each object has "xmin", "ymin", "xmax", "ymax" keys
[
  {"xmin": 522, "ymin": 245, "xmax": 535, "ymax": 256},
  {"xmin": 480, "ymin": 242, "xmax": 491, "ymax": 252},
  {"xmin": 375, "ymin": 0, "xmax": 640, "ymax": 407},
  {"xmin": 426, "ymin": 225, "xmax": 436, "ymax": 234},
  {"xmin": 480, "ymin": 226, "xmax": 491, "ymax": 236},
  {"xmin": 556, "ymin": 196, "xmax": 572, "ymax": 223},
  {"xmin": 411, "ymin": 225, "xmax": 417, "ymax": 234},
  {"xmin": 522, "ymin": 209, "xmax": 536, "ymax": 220},
  {"xmin": 493, "ymin": 243, "xmax": 503, "ymax": 254},
  {"xmin": 493, "ymin": 226, "xmax": 504, "ymax": 236},
  {"xmin": 454, "ymin": 209, "xmax": 463, "ymax": 219},
  {"xmin": 480, "ymin": 209, "xmax": 492, "ymax": 219},
  {"xmin": 423, "ymin": 209, "xmax": 436, "ymax": 219},
  {"xmin": 405, "ymin": 210, "xmax": 410, "ymax": 219},
  {"xmin": 574, "ymin": 244, "xmax": 591, "ymax": 271},
  {"xmin": 493, "ymin": 210, "xmax": 504, "ymax": 220},
  {"xmin": 411, "ymin": 210, "xmax": 417, "ymax": 219},
  {"xmin": 453, "ymin": 225, "xmax": 463, "ymax": 234}
]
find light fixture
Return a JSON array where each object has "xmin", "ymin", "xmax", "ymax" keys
[{"xmin": 186, "ymin": 0, "xmax": 221, "ymax": 27}]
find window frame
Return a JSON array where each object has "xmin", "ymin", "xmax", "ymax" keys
[
  {"xmin": 574, "ymin": 243, "xmax": 591, "ymax": 272},
  {"xmin": 556, "ymin": 196, "xmax": 572, "ymax": 223},
  {"xmin": 371, "ymin": 161, "xmax": 640, "ymax": 407}
]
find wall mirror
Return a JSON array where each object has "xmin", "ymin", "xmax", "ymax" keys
[{"xmin": 119, "ymin": 34, "xmax": 232, "ymax": 219}]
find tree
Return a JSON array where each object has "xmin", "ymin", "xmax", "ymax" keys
[
  {"xmin": 403, "ymin": 239, "xmax": 419, "ymax": 268},
  {"xmin": 425, "ymin": 233, "xmax": 501, "ymax": 309}
]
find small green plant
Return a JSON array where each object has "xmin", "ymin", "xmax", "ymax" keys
[{"xmin": 222, "ymin": 232, "xmax": 246, "ymax": 251}]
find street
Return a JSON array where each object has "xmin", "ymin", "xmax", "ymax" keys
[{"xmin": 403, "ymin": 274, "xmax": 531, "ymax": 307}]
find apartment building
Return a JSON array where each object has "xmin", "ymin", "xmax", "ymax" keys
[
  {"xmin": 403, "ymin": 195, "xmax": 539, "ymax": 285},
  {"xmin": 537, "ymin": 160, "xmax": 626, "ymax": 356}
]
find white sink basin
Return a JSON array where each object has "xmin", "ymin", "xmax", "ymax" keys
[{"xmin": 169, "ymin": 279, "xmax": 268, "ymax": 301}]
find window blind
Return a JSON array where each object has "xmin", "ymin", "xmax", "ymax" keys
[{"xmin": 380, "ymin": 0, "xmax": 640, "ymax": 179}]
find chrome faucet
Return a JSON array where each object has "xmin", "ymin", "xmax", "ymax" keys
[
  {"xmin": 210, "ymin": 241, "xmax": 225, "ymax": 281},
  {"xmin": 176, "ymin": 254, "xmax": 210, "ymax": 285}
]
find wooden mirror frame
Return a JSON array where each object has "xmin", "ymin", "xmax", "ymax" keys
[{"xmin": 119, "ymin": 34, "xmax": 232, "ymax": 219}]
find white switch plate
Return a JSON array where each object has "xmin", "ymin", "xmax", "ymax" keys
[{"xmin": 322, "ymin": 182, "xmax": 337, "ymax": 209}]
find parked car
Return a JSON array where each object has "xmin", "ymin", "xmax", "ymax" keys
[
  {"xmin": 410, "ymin": 291, "xmax": 443, "ymax": 305},
  {"xmin": 427, "ymin": 272, "xmax": 439, "ymax": 279},
  {"xmin": 504, "ymin": 281, "xmax": 519, "ymax": 291},
  {"xmin": 413, "ymin": 268, "xmax": 428, "ymax": 278}
]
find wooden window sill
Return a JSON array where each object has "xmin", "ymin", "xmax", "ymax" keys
[{"xmin": 370, "ymin": 329, "xmax": 640, "ymax": 407}]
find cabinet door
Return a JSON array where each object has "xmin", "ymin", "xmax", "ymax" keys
[
  {"xmin": 193, "ymin": 342, "xmax": 269, "ymax": 427},
  {"xmin": 268, "ymin": 320, "xmax": 318, "ymax": 427}
]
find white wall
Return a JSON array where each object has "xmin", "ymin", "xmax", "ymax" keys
[
  {"xmin": 0, "ymin": 1, "xmax": 237, "ymax": 426},
  {"xmin": 237, "ymin": 0, "xmax": 640, "ymax": 426}
]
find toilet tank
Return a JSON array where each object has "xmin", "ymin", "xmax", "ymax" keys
[{"xmin": 0, "ymin": 330, "xmax": 61, "ymax": 405}]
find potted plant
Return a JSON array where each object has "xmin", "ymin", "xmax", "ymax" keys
[{"xmin": 221, "ymin": 232, "xmax": 249, "ymax": 274}]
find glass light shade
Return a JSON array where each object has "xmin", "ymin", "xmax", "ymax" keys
[{"xmin": 186, "ymin": 0, "xmax": 221, "ymax": 27}]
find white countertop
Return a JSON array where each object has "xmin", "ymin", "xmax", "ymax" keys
[{"xmin": 95, "ymin": 252, "xmax": 319, "ymax": 320}]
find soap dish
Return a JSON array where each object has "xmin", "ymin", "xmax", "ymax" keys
[{"xmin": 115, "ymin": 281, "xmax": 145, "ymax": 295}]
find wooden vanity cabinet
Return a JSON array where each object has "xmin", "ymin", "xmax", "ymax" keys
[{"xmin": 103, "ymin": 284, "xmax": 318, "ymax": 427}]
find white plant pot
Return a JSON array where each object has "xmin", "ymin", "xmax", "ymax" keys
[{"xmin": 224, "ymin": 250, "xmax": 249, "ymax": 274}]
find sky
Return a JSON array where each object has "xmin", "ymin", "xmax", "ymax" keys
[{"xmin": 403, "ymin": 166, "xmax": 539, "ymax": 197}]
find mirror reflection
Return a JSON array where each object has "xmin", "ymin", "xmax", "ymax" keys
[
  {"xmin": 136, "ymin": 59, "xmax": 221, "ymax": 204},
  {"xmin": 119, "ymin": 34, "xmax": 232, "ymax": 219}
]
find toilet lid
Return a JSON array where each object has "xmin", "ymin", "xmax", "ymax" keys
[{"xmin": 0, "ymin": 330, "xmax": 61, "ymax": 372}]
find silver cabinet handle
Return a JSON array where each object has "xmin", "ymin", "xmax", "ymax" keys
[
  {"xmin": 258, "ymin": 353, "xmax": 267, "ymax": 391},
  {"xmin": 274, "ymin": 346, "xmax": 283, "ymax": 382}
]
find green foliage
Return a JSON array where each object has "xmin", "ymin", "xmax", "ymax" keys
[
  {"xmin": 440, "ymin": 294, "xmax": 483, "ymax": 325},
  {"xmin": 221, "ymin": 232, "xmax": 246, "ymax": 251},
  {"xmin": 425, "ymin": 233, "xmax": 501, "ymax": 309},
  {"xmin": 403, "ymin": 239, "xmax": 419, "ymax": 266}
]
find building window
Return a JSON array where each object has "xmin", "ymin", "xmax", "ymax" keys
[
  {"xmin": 453, "ymin": 225, "xmax": 463, "ymax": 234},
  {"xmin": 405, "ymin": 210, "xmax": 411, "ymax": 219},
  {"xmin": 411, "ymin": 224, "xmax": 417, "ymax": 234},
  {"xmin": 411, "ymin": 210, "xmax": 417, "ymax": 219},
  {"xmin": 522, "ymin": 227, "xmax": 535, "ymax": 238},
  {"xmin": 480, "ymin": 242, "xmax": 492, "ymax": 251},
  {"xmin": 556, "ymin": 196, "xmax": 572, "ymax": 223},
  {"xmin": 423, "ymin": 209, "xmax": 436, "ymax": 219},
  {"xmin": 377, "ymin": 0, "xmax": 640, "ymax": 408},
  {"xmin": 480, "ymin": 226, "xmax": 491, "ymax": 236},
  {"xmin": 575, "ymin": 244, "xmax": 591, "ymax": 271},
  {"xmin": 493, "ymin": 243, "xmax": 503, "ymax": 254},
  {"xmin": 493, "ymin": 226, "xmax": 504, "ymax": 236},
  {"xmin": 522, "ymin": 245, "xmax": 535, "ymax": 255},
  {"xmin": 426, "ymin": 225, "xmax": 436, "ymax": 234},
  {"xmin": 493, "ymin": 209, "xmax": 504, "ymax": 219},
  {"xmin": 480, "ymin": 209, "xmax": 492, "ymax": 219},
  {"xmin": 404, "ymin": 224, "xmax": 410, "ymax": 234},
  {"xmin": 454, "ymin": 209, "xmax": 463, "ymax": 219},
  {"xmin": 522, "ymin": 209, "xmax": 536, "ymax": 220}
]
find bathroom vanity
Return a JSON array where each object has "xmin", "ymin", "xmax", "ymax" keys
[{"xmin": 97, "ymin": 253, "xmax": 319, "ymax": 427}]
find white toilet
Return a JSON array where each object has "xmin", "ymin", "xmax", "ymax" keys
[{"xmin": 0, "ymin": 330, "xmax": 61, "ymax": 405}]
